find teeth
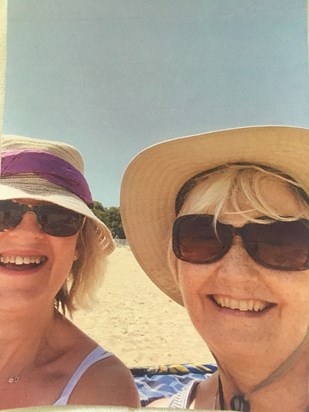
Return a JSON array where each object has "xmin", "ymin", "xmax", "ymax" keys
[
  {"xmin": 15, "ymin": 256, "xmax": 23, "ymax": 265},
  {"xmin": 213, "ymin": 295, "xmax": 268, "ymax": 312},
  {"xmin": 23, "ymin": 256, "xmax": 31, "ymax": 264},
  {"xmin": 253, "ymin": 300, "xmax": 265, "ymax": 311},
  {"xmin": 0, "ymin": 256, "xmax": 45, "ymax": 265}
]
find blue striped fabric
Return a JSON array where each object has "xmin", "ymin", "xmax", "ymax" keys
[{"xmin": 131, "ymin": 363, "xmax": 217, "ymax": 406}]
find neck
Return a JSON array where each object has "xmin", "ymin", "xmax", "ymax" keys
[
  {"xmin": 214, "ymin": 329, "xmax": 309, "ymax": 391},
  {"xmin": 0, "ymin": 305, "xmax": 56, "ymax": 374},
  {"xmin": 216, "ymin": 339, "xmax": 309, "ymax": 412}
]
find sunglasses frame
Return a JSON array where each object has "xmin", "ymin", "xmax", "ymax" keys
[
  {"xmin": 0, "ymin": 200, "xmax": 84, "ymax": 237},
  {"xmin": 173, "ymin": 214, "xmax": 309, "ymax": 271}
]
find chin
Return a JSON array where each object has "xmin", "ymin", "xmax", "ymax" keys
[{"xmin": 0, "ymin": 289, "xmax": 51, "ymax": 313}]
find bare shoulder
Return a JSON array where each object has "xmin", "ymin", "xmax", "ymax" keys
[
  {"xmin": 68, "ymin": 354, "xmax": 140, "ymax": 407},
  {"xmin": 51, "ymin": 317, "xmax": 139, "ymax": 406}
]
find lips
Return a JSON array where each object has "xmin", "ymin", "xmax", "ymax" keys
[
  {"xmin": 0, "ymin": 255, "xmax": 47, "ymax": 270},
  {"xmin": 211, "ymin": 295, "xmax": 274, "ymax": 312}
]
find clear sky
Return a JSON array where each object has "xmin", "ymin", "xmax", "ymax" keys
[{"xmin": 3, "ymin": 0, "xmax": 309, "ymax": 206}]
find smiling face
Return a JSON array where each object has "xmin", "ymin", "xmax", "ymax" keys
[
  {"xmin": 0, "ymin": 199, "xmax": 80, "ymax": 313},
  {"xmin": 174, "ymin": 169, "xmax": 309, "ymax": 363}
]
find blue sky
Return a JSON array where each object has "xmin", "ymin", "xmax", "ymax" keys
[{"xmin": 4, "ymin": 0, "xmax": 309, "ymax": 206}]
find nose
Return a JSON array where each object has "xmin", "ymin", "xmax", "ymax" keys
[
  {"xmin": 217, "ymin": 236, "xmax": 260, "ymax": 278},
  {"xmin": 7, "ymin": 212, "xmax": 44, "ymax": 238}
]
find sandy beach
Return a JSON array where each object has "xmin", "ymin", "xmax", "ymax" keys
[{"xmin": 73, "ymin": 246, "xmax": 215, "ymax": 368}]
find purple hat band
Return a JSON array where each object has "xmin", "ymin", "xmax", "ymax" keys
[{"xmin": 0, "ymin": 149, "xmax": 94, "ymax": 208}]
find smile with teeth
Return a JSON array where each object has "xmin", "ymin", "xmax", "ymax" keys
[
  {"xmin": 0, "ymin": 256, "xmax": 46, "ymax": 265},
  {"xmin": 212, "ymin": 295, "xmax": 271, "ymax": 312}
]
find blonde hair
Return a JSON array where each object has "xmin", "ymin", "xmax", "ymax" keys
[
  {"xmin": 55, "ymin": 219, "xmax": 108, "ymax": 315},
  {"xmin": 177, "ymin": 164, "xmax": 308, "ymax": 221},
  {"xmin": 168, "ymin": 163, "xmax": 309, "ymax": 274}
]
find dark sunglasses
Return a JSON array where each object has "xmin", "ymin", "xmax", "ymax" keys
[
  {"xmin": 0, "ymin": 200, "xmax": 84, "ymax": 237},
  {"xmin": 173, "ymin": 214, "xmax": 309, "ymax": 271}
]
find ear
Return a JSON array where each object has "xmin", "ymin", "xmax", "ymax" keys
[
  {"xmin": 73, "ymin": 248, "xmax": 80, "ymax": 261},
  {"xmin": 74, "ymin": 230, "xmax": 84, "ymax": 262}
]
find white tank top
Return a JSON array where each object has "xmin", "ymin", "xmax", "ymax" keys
[{"xmin": 53, "ymin": 346, "xmax": 113, "ymax": 405}]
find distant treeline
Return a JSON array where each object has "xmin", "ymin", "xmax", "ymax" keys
[{"xmin": 92, "ymin": 201, "xmax": 125, "ymax": 239}]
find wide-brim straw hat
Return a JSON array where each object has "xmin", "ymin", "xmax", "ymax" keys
[
  {"xmin": 0, "ymin": 135, "xmax": 115, "ymax": 254},
  {"xmin": 120, "ymin": 125, "xmax": 309, "ymax": 305}
]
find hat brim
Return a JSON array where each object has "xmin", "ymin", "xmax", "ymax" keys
[
  {"xmin": 120, "ymin": 125, "xmax": 309, "ymax": 305},
  {"xmin": 0, "ymin": 176, "xmax": 115, "ymax": 254}
]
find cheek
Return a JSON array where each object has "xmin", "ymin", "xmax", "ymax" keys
[
  {"xmin": 177, "ymin": 262, "xmax": 211, "ymax": 312},
  {"xmin": 266, "ymin": 271, "xmax": 309, "ymax": 337},
  {"xmin": 283, "ymin": 278, "xmax": 309, "ymax": 323},
  {"xmin": 271, "ymin": 271, "xmax": 309, "ymax": 303},
  {"xmin": 50, "ymin": 236, "xmax": 79, "ymax": 267},
  {"xmin": 46, "ymin": 237, "xmax": 79, "ymax": 293}
]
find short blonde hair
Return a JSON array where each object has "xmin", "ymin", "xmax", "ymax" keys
[
  {"xmin": 168, "ymin": 163, "xmax": 309, "ymax": 275},
  {"xmin": 177, "ymin": 163, "xmax": 308, "ymax": 221},
  {"xmin": 55, "ymin": 219, "xmax": 109, "ymax": 315}
]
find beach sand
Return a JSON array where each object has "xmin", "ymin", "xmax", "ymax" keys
[{"xmin": 73, "ymin": 247, "xmax": 215, "ymax": 368}]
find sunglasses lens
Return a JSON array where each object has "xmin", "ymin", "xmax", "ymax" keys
[
  {"xmin": 173, "ymin": 215, "xmax": 231, "ymax": 263},
  {"xmin": 173, "ymin": 215, "xmax": 309, "ymax": 271},
  {"xmin": 0, "ymin": 201, "xmax": 23, "ymax": 231},
  {"xmin": 244, "ymin": 220, "xmax": 309, "ymax": 270},
  {"xmin": 37, "ymin": 205, "xmax": 83, "ymax": 237}
]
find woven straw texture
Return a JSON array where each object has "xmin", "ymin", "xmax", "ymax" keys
[{"xmin": 121, "ymin": 126, "xmax": 309, "ymax": 305}]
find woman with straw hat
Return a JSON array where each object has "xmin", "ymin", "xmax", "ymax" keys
[
  {"xmin": 0, "ymin": 135, "xmax": 139, "ymax": 408},
  {"xmin": 121, "ymin": 125, "xmax": 309, "ymax": 411}
]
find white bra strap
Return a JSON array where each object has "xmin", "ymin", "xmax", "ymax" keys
[{"xmin": 54, "ymin": 346, "xmax": 113, "ymax": 405}]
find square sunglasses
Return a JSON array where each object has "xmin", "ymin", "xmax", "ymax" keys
[
  {"xmin": 172, "ymin": 214, "xmax": 309, "ymax": 271},
  {"xmin": 0, "ymin": 200, "xmax": 84, "ymax": 237}
]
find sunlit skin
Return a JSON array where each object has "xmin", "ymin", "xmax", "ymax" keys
[
  {"xmin": 0, "ymin": 199, "xmax": 140, "ymax": 408},
  {"xmin": 174, "ymin": 178, "xmax": 309, "ymax": 410},
  {"xmin": 0, "ymin": 199, "xmax": 81, "ymax": 406},
  {"xmin": 0, "ymin": 199, "xmax": 79, "ymax": 314}
]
